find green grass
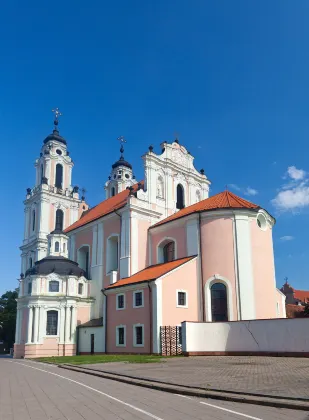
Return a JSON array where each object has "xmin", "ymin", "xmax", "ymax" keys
[{"xmin": 36, "ymin": 354, "xmax": 172, "ymax": 365}]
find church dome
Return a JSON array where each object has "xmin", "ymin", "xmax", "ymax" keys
[
  {"xmin": 43, "ymin": 128, "xmax": 67, "ymax": 145},
  {"xmin": 112, "ymin": 156, "xmax": 132, "ymax": 170},
  {"xmin": 25, "ymin": 256, "xmax": 86, "ymax": 278}
]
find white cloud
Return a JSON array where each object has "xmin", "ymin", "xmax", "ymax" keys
[
  {"xmin": 229, "ymin": 184, "xmax": 258, "ymax": 196},
  {"xmin": 280, "ymin": 236, "xmax": 294, "ymax": 241},
  {"xmin": 272, "ymin": 166, "xmax": 309, "ymax": 213},
  {"xmin": 287, "ymin": 166, "xmax": 306, "ymax": 181}
]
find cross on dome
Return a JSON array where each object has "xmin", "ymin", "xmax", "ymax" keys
[{"xmin": 52, "ymin": 107, "xmax": 62, "ymax": 130}]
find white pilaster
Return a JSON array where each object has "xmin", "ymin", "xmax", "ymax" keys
[
  {"xmin": 60, "ymin": 306, "xmax": 65, "ymax": 343},
  {"xmin": 24, "ymin": 208, "xmax": 30, "ymax": 240},
  {"xmin": 38, "ymin": 306, "xmax": 45, "ymax": 343},
  {"xmin": 92, "ymin": 225, "xmax": 98, "ymax": 266},
  {"xmin": 39, "ymin": 198, "xmax": 50, "ymax": 235},
  {"xmin": 97, "ymin": 222, "xmax": 103, "ymax": 265},
  {"xmin": 120, "ymin": 211, "xmax": 130, "ymax": 278},
  {"xmin": 33, "ymin": 306, "xmax": 40, "ymax": 343},
  {"xmin": 69, "ymin": 234, "xmax": 76, "ymax": 261},
  {"xmin": 70, "ymin": 306, "xmax": 76, "ymax": 343},
  {"xmin": 27, "ymin": 306, "xmax": 33, "ymax": 343},
  {"xmin": 130, "ymin": 213, "xmax": 139, "ymax": 275},
  {"xmin": 152, "ymin": 279, "xmax": 162, "ymax": 354},
  {"xmin": 234, "ymin": 215, "xmax": 256, "ymax": 320},
  {"xmin": 15, "ymin": 308, "xmax": 21, "ymax": 344},
  {"xmin": 65, "ymin": 306, "xmax": 71, "ymax": 343}
]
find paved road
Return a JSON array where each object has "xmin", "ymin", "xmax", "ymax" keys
[{"xmin": 1, "ymin": 359, "xmax": 309, "ymax": 420}]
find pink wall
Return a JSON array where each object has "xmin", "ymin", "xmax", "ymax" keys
[
  {"xmin": 201, "ymin": 218, "xmax": 237, "ymax": 320},
  {"xmin": 162, "ymin": 258, "xmax": 199, "ymax": 325},
  {"xmin": 77, "ymin": 306, "xmax": 91, "ymax": 326},
  {"xmin": 49, "ymin": 204, "xmax": 55, "ymax": 232},
  {"xmin": 106, "ymin": 287, "xmax": 151, "ymax": 353},
  {"xmin": 75, "ymin": 229, "xmax": 93, "ymax": 263},
  {"xmin": 151, "ymin": 225, "xmax": 186, "ymax": 264},
  {"xmin": 251, "ymin": 221, "xmax": 277, "ymax": 319}
]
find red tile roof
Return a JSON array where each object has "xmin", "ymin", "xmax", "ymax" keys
[
  {"xmin": 152, "ymin": 190, "xmax": 260, "ymax": 228},
  {"xmin": 106, "ymin": 256, "xmax": 196, "ymax": 289},
  {"xmin": 293, "ymin": 290, "xmax": 309, "ymax": 303},
  {"xmin": 64, "ymin": 182, "xmax": 143, "ymax": 233}
]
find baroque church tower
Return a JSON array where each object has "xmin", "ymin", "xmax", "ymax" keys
[{"xmin": 20, "ymin": 109, "xmax": 88, "ymax": 276}]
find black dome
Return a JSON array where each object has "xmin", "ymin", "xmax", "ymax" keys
[
  {"xmin": 25, "ymin": 256, "xmax": 86, "ymax": 278},
  {"xmin": 43, "ymin": 129, "xmax": 67, "ymax": 145},
  {"xmin": 112, "ymin": 156, "xmax": 132, "ymax": 170}
]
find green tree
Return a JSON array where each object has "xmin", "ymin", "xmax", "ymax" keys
[{"xmin": 0, "ymin": 289, "xmax": 18, "ymax": 349}]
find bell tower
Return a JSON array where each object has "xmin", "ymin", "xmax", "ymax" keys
[
  {"xmin": 20, "ymin": 109, "xmax": 88, "ymax": 275},
  {"xmin": 104, "ymin": 136, "xmax": 135, "ymax": 198}
]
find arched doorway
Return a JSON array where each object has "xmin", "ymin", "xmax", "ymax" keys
[{"xmin": 211, "ymin": 283, "xmax": 228, "ymax": 322}]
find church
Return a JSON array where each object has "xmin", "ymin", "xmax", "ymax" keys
[{"xmin": 14, "ymin": 110, "xmax": 286, "ymax": 358}]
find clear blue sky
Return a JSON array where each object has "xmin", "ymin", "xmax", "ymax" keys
[{"xmin": 1, "ymin": 0, "xmax": 309, "ymax": 294}]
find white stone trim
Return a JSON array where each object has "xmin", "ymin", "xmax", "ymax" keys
[
  {"xmin": 204, "ymin": 275, "xmax": 234, "ymax": 322},
  {"xmin": 106, "ymin": 234, "xmax": 120, "ymax": 275},
  {"xmin": 176, "ymin": 289, "xmax": 188, "ymax": 308},
  {"xmin": 133, "ymin": 323, "xmax": 144, "ymax": 347},
  {"xmin": 116, "ymin": 293, "xmax": 126, "ymax": 310},
  {"xmin": 116, "ymin": 325, "xmax": 126, "ymax": 347},
  {"xmin": 133, "ymin": 290, "xmax": 144, "ymax": 308},
  {"xmin": 152, "ymin": 279, "xmax": 162, "ymax": 353},
  {"xmin": 156, "ymin": 236, "xmax": 177, "ymax": 264}
]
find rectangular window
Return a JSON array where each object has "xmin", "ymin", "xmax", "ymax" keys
[
  {"xmin": 49, "ymin": 281, "xmax": 60, "ymax": 292},
  {"xmin": 116, "ymin": 294, "xmax": 125, "ymax": 310},
  {"xmin": 178, "ymin": 291, "xmax": 186, "ymax": 306},
  {"xmin": 133, "ymin": 324, "xmax": 144, "ymax": 347},
  {"xmin": 46, "ymin": 311, "xmax": 58, "ymax": 335},
  {"xmin": 78, "ymin": 283, "xmax": 83, "ymax": 295},
  {"xmin": 133, "ymin": 291, "xmax": 143, "ymax": 308},
  {"xmin": 28, "ymin": 282, "xmax": 32, "ymax": 295},
  {"xmin": 116, "ymin": 326, "xmax": 126, "ymax": 346}
]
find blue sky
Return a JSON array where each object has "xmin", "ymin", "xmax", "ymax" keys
[{"xmin": 1, "ymin": 0, "xmax": 309, "ymax": 294}]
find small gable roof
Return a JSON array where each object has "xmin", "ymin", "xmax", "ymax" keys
[
  {"xmin": 152, "ymin": 190, "xmax": 260, "ymax": 228},
  {"xmin": 106, "ymin": 256, "xmax": 196, "ymax": 290},
  {"xmin": 65, "ymin": 181, "xmax": 143, "ymax": 233}
]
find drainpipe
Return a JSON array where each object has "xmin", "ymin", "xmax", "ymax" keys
[
  {"xmin": 148, "ymin": 283, "xmax": 153, "ymax": 354},
  {"xmin": 101, "ymin": 289, "xmax": 107, "ymax": 353},
  {"xmin": 198, "ymin": 213, "xmax": 205, "ymax": 322}
]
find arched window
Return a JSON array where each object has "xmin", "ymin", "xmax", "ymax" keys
[
  {"xmin": 78, "ymin": 283, "xmax": 83, "ymax": 295},
  {"xmin": 111, "ymin": 187, "xmax": 116, "ymax": 197},
  {"xmin": 54, "ymin": 241, "xmax": 60, "ymax": 252},
  {"xmin": 106, "ymin": 236, "xmax": 119, "ymax": 273},
  {"xmin": 176, "ymin": 184, "xmax": 185, "ymax": 209},
  {"xmin": 46, "ymin": 310, "xmax": 58, "ymax": 335},
  {"xmin": 49, "ymin": 281, "xmax": 59, "ymax": 292},
  {"xmin": 28, "ymin": 281, "xmax": 32, "ymax": 295},
  {"xmin": 78, "ymin": 245, "xmax": 90, "ymax": 278},
  {"xmin": 211, "ymin": 283, "xmax": 228, "ymax": 322},
  {"xmin": 55, "ymin": 164, "xmax": 63, "ymax": 188},
  {"xmin": 29, "ymin": 257, "xmax": 33, "ymax": 268},
  {"xmin": 157, "ymin": 176, "xmax": 164, "ymax": 198},
  {"xmin": 32, "ymin": 209, "xmax": 36, "ymax": 231},
  {"xmin": 41, "ymin": 164, "xmax": 44, "ymax": 180},
  {"xmin": 55, "ymin": 209, "xmax": 64, "ymax": 231},
  {"xmin": 163, "ymin": 241, "xmax": 175, "ymax": 263}
]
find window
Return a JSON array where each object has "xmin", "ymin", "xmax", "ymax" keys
[
  {"xmin": 32, "ymin": 209, "xmax": 36, "ymax": 231},
  {"xmin": 63, "ymin": 242, "xmax": 66, "ymax": 252},
  {"xmin": 133, "ymin": 291, "xmax": 144, "ymax": 308},
  {"xmin": 78, "ymin": 283, "xmax": 83, "ymax": 295},
  {"xmin": 49, "ymin": 281, "xmax": 59, "ymax": 292},
  {"xmin": 55, "ymin": 164, "xmax": 63, "ymax": 188},
  {"xmin": 163, "ymin": 241, "xmax": 175, "ymax": 263},
  {"xmin": 211, "ymin": 283, "xmax": 228, "ymax": 322},
  {"xmin": 54, "ymin": 241, "xmax": 60, "ymax": 252},
  {"xmin": 257, "ymin": 213, "xmax": 267, "ymax": 230},
  {"xmin": 177, "ymin": 291, "xmax": 187, "ymax": 307},
  {"xmin": 56, "ymin": 149, "xmax": 62, "ymax": 155},
  {"xmin": 116, "ymin": 325, "xmax": 126, "ymax": 346},
  {"xmin": 41, "ymin": 164, "xmax": 44, "ymax": 180},
  {"xmin": 106, "ymin": 236, "xmax": 119, "ymax": 273},
  {"xmin": 116, "ymin": 293, "xmax": 125, "ymax": 310},
  {"xmin": 28, "ymin": 282, "xmax": 32, "ymax": 295},
  {"xmin": 29, "ymin": 257, "xmax": 33, "ymax": 268},
  {"xmin": 111, "ymin": 187, "xmax": 115, "ymax": 197},
  {"xmin": 176, "ymin": 184, "xmax": 185, "ymax": 209},
  {"xmin": 133, "ymin": 324, "xmax": 144, "ymax": 347},
  {"xmin": 78, "ymin": 245, "xmax": 90, "ymax": 278},
  {"xmin": 46, "ymin": 310, "xmax": 58, "ymax": 335},
  {"xmin": 157, "ymin": 176, "xmax": 164, "ymax": 198},
  {"xmin": 55, "ymin": 209, "xmax": 64, "ymax": 231}
]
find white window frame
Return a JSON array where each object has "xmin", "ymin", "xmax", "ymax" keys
[
  {"xmin": 157, "ymin": 237, "xmax": 177, "ymax": 264},
  {"xmin": 116, "ymin": 325, "xmax": 126, "ymax": 347},
  {"xmin": 116, "ymin": 293, "xmax": 126, "ymax": 310},
  {"xmin": 133, "ymin": 323, "xmax": 144, "ymax": 347},
  {"xmin": 48, "ymin": 280, "xmax": 60, "ymax": 294},
  {"xmin": 45, "ymin": 309, "xmax": 60, "ymax": 337},
  {"xmin": 133, "ymin": 290, "xmax": 144, "ymax": 308},
  {"xmin": 176, "ymin": 289, "xmax": 188, "ymax": 308},
  {"xmin": 78, "ymin": 282, "xmax": 84, "ymax": 296}
]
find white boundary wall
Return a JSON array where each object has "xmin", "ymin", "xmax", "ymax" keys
[
  {"xmin": 78, "ymin": 327, "xmax": 104, "ymax": 353},
  {"xmin": 182, "ymin": 319, "xmax": 309, "ymax": 355}
]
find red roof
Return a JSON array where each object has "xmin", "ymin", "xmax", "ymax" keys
[
  {"xmin": 294, "ymin": 290, "xmax": 309, "ymax": 302},
  {"xmin": 106, "ymin": 256, "xmax": 196, "ymax": 289},
  {"xmin": 65, "ymin": 182, "xmax": 143, "ymax": 233},
  {"xmin": 153, "ymin": 190, "xmax": 260, "ymax": 228}
]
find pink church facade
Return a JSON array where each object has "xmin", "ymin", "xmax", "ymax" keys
[{"xmin": 14, "ymin": 119, "xmax": 286, "ymax": 358}]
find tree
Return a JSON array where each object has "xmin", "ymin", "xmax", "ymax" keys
[{"xmin": 0, "ymin": 289, "xmax": 18, "ymax": 349}]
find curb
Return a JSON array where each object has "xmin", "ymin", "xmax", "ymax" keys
[{"xmin": 58, "ymin": 364, "xmax": 309, "ymax": 411}]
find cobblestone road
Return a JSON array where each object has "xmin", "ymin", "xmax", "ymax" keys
[{"xmin": 1, "ymin": 358, "xmax": 309, "ymax": 420}]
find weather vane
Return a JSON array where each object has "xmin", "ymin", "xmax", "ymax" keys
[
  {"xmin": 117, "ymin": 136, "xmax": 126, "ymax": 157},
  {"xmin": 52, "ymin": 108, "xmax": 62, "ymax": 129}
]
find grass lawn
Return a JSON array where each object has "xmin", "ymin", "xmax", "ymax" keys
[{"xmin": 36, "ymin": 354, "xmax": 173, "ymax": 365}]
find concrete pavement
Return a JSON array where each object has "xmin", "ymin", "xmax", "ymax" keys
[{"xmin": 1, "ymin": 359, "xmax": 309, "ymax": 420}]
